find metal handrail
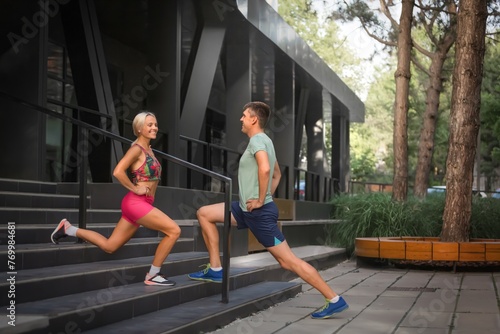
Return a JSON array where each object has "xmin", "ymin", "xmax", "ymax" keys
[
  {"xmin": 180, "ymin": 135, "xmax": 243, "ymax": 193},
  {"xmin": 46, "ymin": 97, "xmax": 113, "ymax": 119},
  {"xmin": 180, "ymin": 135, "xmax": 297, "ymax": 200},
  {"xmin": 0, "ymin": 90, "xmax": 233, "ymax": 303}
]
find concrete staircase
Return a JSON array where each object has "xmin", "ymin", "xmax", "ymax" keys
[{"xmin": 0, "ymin": 178, "xmax": 346, "ymax": 333}]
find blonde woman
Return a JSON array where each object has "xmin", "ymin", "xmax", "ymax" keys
[{"xmin": 51, "ymin": 111, "xmax": 181, "ymax": 286}]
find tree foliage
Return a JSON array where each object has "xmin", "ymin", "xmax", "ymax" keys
[{"xmin": 278, "ymin": 0, "xmax": 364, "ymax": 92}]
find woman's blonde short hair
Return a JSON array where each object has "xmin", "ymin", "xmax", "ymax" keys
[{"xmin": 132, "ymin": 111, "xmax": 156, "ymax": 137}]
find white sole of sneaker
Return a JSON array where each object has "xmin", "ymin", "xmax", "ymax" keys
[
  {"xmin": 50, "ymin": 218, "xmax": 68, "ymax": 244},
  {"xmin": 187, "ymin": 276, "xmax": 222, "ymax": 283}
]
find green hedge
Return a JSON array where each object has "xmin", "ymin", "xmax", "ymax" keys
[{"xmin": 326, "ymin": 192, "xmax": 500, "ymax": 256}]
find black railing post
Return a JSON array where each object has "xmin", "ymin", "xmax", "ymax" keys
[
  {"xmin": 77, "ymin": 126, "xmax": 88, "ymax": 242},
  {"xmin": 186, "ymin": 141, "xmax": 192, "ymax": 188},
  {"xmin": 221, "ymin": 178, "xmax": 232, "ymax": 303},
  {"xmin": 204, "ymin": 144, "xmax": 210, "ymax": 190}
]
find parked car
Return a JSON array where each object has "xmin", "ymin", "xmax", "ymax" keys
[
  {"xmin": 427, "ymin": 186, "xmax": 487, "ymax": 198},
  {"xmin": 295, "ymin": 180, "xmax": 305, "ymax": 200},
  {"xmin": 427, "ymin": 186, "xmax": 446, "ymax": 194}
]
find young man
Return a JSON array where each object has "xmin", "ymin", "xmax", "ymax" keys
[{"xmin": 187, "ymin": 101, "xmax": 348, "ymax": 319}]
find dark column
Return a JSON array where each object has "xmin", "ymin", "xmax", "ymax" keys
[
  {"xmin": 272, "ymin": 57, "xmax": 295, "ymax": 199},
  {"xmin": 179, "ymin": 2, "xmax": 228, "ymax": 141},
  {"xmin": 225, "ymin": 23, "xmax": 251, "ymax": 190},
  {"xmin": 331, "ymin": 96, "xmax": 348, "ymax": 192},
  {"xmin": 294, "ymin": 85, "xmax": 309, "ymax": 166},
  {"xmin": 60, "ymin": 0, "xmax": 123, "ymax": 182},
  {"xmin": 0, "ymin": 2, "xmax": 43, "ymax": 180},
  {"xmin": 305, "ymin": 88, "xmax": 325, "ymax": 201},
  {"xmin": 147, "ymin": 0, "xmax": 182, "ymax": 187}
]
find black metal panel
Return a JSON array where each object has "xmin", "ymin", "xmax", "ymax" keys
[
  {"xmin": 0, "ymin": 0, "xmax": 43, "ymax": 181},
  {"xmin": 179, "ymin": 1, "xmax": 230, "ymax": 142},
  {"xmin": 274, "ymin": 55, "xmax": 295, "ymax": 198},
  {"xmin": 332, "ymin": 96, "xmax": 348, "ymax": 192},
  {"xmin": 59, "ymin": 0, "xmax": 112, "ymax": 182}
]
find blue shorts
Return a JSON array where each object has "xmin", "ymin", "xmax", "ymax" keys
[{"xmin": 231, "ymin": 201, "xmax": 285, "ymax": 248}]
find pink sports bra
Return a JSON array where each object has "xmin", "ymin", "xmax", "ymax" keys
[{"xmin": 131, "ymin": 144, "xmax": 162, "ymax": 183}]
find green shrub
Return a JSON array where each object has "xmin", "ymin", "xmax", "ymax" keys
[
  {"xmin": 326, "ymin": 192, "xmax": 500, "ymax": 256},
  {"xmin": 470, "ymin": 197, "xmax": 500, "ymax": 238}
]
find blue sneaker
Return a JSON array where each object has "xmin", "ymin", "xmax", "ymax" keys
[
  {"xmin": 187, "ymin": 264, "xmax": 223, "ymax": 283},
  {"xmin": 311, "ymin": 296, "xmax": 348, "ymax": 319}
]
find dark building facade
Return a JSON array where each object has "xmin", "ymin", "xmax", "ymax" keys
[{"xmin": 0, "ymin": 0, "xmax": 364, "ymax": 201}]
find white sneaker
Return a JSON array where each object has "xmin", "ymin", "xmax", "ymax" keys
[
  {"xmin": 51, "ymin": 218, "xmax": 69, "ymax": 244},
  {"xmin": 144, "ymin": 272, "xmax": 176, "ymax": 286}
]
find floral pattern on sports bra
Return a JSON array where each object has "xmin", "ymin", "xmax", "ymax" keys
[{"xmin": 131, "ymin": 144, "xmax": 162, "ymax": 183}]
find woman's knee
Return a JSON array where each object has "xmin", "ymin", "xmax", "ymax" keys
[
  {"xmin": 170, "ymin": 224, "xmax": 181, "ymax": 239},
  {"xmin": 102, "ymin": 244, "xmax": 120, "ymax": 254},
  {"xmin": 160, "ymin": 222, "xmax": 181, "ymax": 240}
]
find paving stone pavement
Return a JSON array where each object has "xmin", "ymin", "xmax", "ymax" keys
[{"xmin": 208, "ymin": 259, "xmax": 500, "ymax": 334}]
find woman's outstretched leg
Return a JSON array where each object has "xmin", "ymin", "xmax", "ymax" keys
[{"xmin": 51, "ymin": 218, "xmax": 138, "ymax": 253}]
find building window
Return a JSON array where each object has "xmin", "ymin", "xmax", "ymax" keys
[{"xmin": 45, "ymin": 41, "xmax": 77, "ymax": 182}]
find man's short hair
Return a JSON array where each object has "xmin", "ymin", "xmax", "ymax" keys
[{"xmin": 243, "ymin": 101, "xmax": 270, "ymax": 128}]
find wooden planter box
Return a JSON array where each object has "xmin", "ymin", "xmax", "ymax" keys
[
  {"xmin": 405, "ymin": 241, "xmax": 432, "ymax": 261},
  {"xmin": 355, "ymin": 237, "xmax": 500, "ymax": 263},
  {"xmin": 355, "ymin": 238, "xmax": 380, "ymax": 258}
]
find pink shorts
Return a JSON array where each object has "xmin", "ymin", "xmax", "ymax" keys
[{"xmin": 121, "ymin": 192, "xmax": 155, "ymax": 227}]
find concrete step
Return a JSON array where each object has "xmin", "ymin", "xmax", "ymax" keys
[
  {"xmin": 2, "ymin": 246, "xmax": 344, "ymax": 333},
  {"xmin": 0, "ymin": 237, "xmax": 195, "ymax": 270},
  {"xmin": 0, "ymin": 221, "xmax": 198, "ymax": 244},
  {"xmin": 0, "ymin": 223, "xmax": 160, "ymax": 244},
  {"xmin": 0, "ymin": 178, "xmax": 58, "ymax": 194},
  {"xmin": 0, "ymin": 252, "xmax": 210, "ymax": 304},
  {"xmin": 84, "ymin": 281, "xmax": 302, "ymax": 334},
  {"xmin": 0, "ymin": 191, "xmax": 87, "ymax": 209},
  {"xmin": 0, "ymin": 208, "xmax": 122, "ymax": 225}
]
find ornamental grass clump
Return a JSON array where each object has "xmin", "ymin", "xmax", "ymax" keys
[
  {"xmin": 326, "ymin": 192, "xmax": 500, "ymax": 256},
  {"xmin": 469, "ymin": 196, "xmax": 500, "ymax": 239},
  {"xmin": 326, "ymin": 193, "xmax": 442, "ymax": 255}
]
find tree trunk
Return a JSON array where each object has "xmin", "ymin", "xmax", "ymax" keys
[
  {"xmin": 413, "ymin": 36, "xmax": 456, "ymax": 198},
  {"xmin": 441, "ymin": 0, "xmax": 487, "ymax": 242},
  {"xmin": 391, "ymin": 0, "xmax": 414, "ymax": 202}
]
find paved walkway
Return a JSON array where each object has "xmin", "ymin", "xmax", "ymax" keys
[{"xmin": 208, "ymin": 259, "xmax": 500, "ymax": 334}]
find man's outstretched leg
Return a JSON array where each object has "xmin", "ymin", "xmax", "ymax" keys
[{"xmin": 267, "ymin": 241, "xmax": 348, "ymax": 319}]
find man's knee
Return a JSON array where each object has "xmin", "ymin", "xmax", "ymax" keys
[
  {"xmin": 197, "ymin": 206, "xmax": 215, "ymax": 225},
  {"xmin": 280, "ymin": 262, "xmax": 293, "ymax": 271},
  {"xmin": 277, "ymin": 255, "xmax": 303, "ymax": 272},
  {"xmin": 196, "ymin": 206, "xmax": 207, "ymax": 220}
]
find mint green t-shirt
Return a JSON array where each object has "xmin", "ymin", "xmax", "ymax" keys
[{"xmin": 238, "ymin": 133, "xmax": 276, "ymax": 211}]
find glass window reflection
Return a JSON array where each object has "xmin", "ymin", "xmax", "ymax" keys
[{"xmin": 48, "ymin": 43, "xmax": 63, "ymax": 79}]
